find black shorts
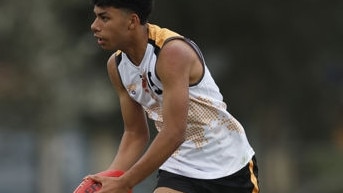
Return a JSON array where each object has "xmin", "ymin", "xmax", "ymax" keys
[{"xmin": 155, "ymin": 156, "xmax": 259, "ymax": 193}]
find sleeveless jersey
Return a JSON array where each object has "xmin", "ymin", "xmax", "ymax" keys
[{"xmin": 115, "ymin": 24, "xmax": 255, "ymax": 179}]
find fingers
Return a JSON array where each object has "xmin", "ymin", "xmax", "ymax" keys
[{"xmin": 87, "ymin": 174, "xmax": 103, "ymax": 183}]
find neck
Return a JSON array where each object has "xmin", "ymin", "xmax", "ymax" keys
[{"xmin": 124, "ymin": 24, "xmax": 149, "ymax": 66}]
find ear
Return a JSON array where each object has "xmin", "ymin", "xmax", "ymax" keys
[{"xmin": 128, "ymin": 13, "xmax": 140, "ymax": 30}]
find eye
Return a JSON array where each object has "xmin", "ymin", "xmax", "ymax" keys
[{"xmin": 100, "ymin": 16, "xmax": 109, "ymax": 22}]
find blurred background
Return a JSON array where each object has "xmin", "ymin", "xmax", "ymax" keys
[{"xmin": 0, "ymin": 0, "xmax": 342, "ymax": 192}]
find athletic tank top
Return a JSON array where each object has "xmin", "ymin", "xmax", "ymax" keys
[{"xmin": 115, "ymin": 24, "xmax": 255, "ymax": 179}]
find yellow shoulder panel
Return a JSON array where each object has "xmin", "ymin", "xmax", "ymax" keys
[{"xmin": 148, "ymin": 23, "xmax": 183, "ymax": 48}]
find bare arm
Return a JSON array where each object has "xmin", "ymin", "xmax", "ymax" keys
[{"xmin": 106, "ymin": 54, "xmax": 150, "ymax": 171}]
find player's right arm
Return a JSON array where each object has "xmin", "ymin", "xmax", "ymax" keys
[{"xmin": 105, "ymin": 53, "xmax": 150, "ymax": 171}]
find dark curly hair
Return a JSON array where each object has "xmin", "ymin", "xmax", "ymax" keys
[{"xmin": 91, "ymin": 0, "xmax": 154, "ymax": 24}]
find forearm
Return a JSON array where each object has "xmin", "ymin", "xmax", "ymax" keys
[
  {"xmin": 108, "ymin": 130, "xmax": 149, "ymax": 171},
  {"xmin": 108, "ymin": 85, "xmax": 150, "ymax": 171},
  {"xmin": 120, "ymin": 127, "xmax": 185, "ymax": 188}
]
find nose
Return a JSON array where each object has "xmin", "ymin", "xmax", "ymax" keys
[{"xmin": 91, "ymin": 19, "xmax": 99, "ymax": 32}]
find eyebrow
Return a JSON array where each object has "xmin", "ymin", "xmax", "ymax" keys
[{"xmin": 94, "ymin": 10, "xmax": 108, "ymax": 17}]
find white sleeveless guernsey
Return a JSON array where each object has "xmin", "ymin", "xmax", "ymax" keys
[{"xmin": 115, "ymin": 24, "xmax": 255, "ymax": 179}]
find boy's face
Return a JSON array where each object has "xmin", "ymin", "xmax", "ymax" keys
[{"xmin": 91, "ymin": 6, "xmax": 132, "ymax": 51}]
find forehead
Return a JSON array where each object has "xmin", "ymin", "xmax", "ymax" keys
[
  {"xmin": 93, "ymin": 6, "xmax": 122, "ymax": 16},
  {"xmin": 94, "ymin": 6, "xmax": 110, "ymax": 14}
]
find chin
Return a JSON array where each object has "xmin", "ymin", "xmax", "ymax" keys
[{"xmin": 100, "ymin": 45, "xmax": 116, "ymax": 51}]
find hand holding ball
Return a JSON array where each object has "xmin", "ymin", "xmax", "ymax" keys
[{"xmin": 73, "ymin": 170, "xmax": 132, "ymax": 193}]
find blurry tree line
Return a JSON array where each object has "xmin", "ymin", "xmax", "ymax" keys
[{"xmin": 0, "ymin": 0, "xmax": 342, "ymax": 193}]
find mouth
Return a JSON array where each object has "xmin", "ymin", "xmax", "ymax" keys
[
  {"xmin": 94, "ymin": 35, "xmax": 105, "ymax": 45},
  {"xmin": 97, "ymin": 38, "xmax": 104, "ymax": 45}
]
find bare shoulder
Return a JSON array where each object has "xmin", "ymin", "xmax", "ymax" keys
[
  {"xmin": 107, "ymin": 52, "xmax": 126, "ymax": 92},
  {"xmin": 158, "ymin": 39, "xmax": 203, "ymax": 85},
  {"xmin": 159, "ymin": 39, "xmax": 198, "ymax": 62},
  {"xmin": 107, "ymin": 52, "xmax": 119, "ymax": 73}
]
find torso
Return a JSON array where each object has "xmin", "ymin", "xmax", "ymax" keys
[{"xmin": 114, "ymin": 23, "xmax": 255, "ymax": 179}]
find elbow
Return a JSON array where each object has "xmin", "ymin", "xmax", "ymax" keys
[{"xmin": 172, "ymin": 127, "xmax": 187, "ymax": 147}]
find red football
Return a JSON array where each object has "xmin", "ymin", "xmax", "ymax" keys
[{"xmin": 73, "ymin": 170, "xmax": 132, "ymax": 193}]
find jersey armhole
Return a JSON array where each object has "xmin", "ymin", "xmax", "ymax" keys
[
  {"xmin": 184, "ymin": 38, "xmax": 206, "ymax": 87},
  {"xmin": 158, "ymin": 37, "xmax": 206, "ymax": 87}
]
